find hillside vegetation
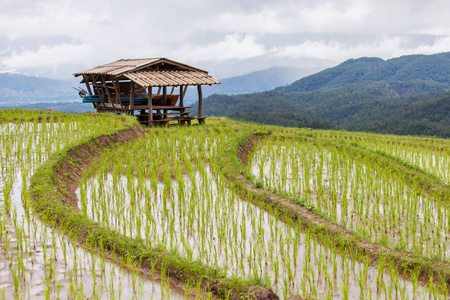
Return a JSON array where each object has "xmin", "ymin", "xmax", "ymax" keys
[
  {"xmin": 276, "ymin": 52, "xmax": 450, "ymax": 93},
  {"xmin": 192, "ymin": 52, "xmax": 450, "ymax": 137}
]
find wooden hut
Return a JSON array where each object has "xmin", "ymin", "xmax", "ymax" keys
[{"xmin": 74, "ymin": 58, "xmax": 220, "ymax": 126}]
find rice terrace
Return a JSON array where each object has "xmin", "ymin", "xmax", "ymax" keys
[
  {"xmin": 0, "ymin": 105, "xmax": 448, "ymax": 300},
  {"xmin": 2, "ymin": 0, "xmax": 450, "ymax": 298}
]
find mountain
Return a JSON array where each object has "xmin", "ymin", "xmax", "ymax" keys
[
  {"xmin": 276, "ymin": 52, "xmax": 450, "ymax": 93},
  {"xmin": 190, "ymin": 52, "xmax": 450, "ymax": 137},
  {"xmin": 0, "ymin": 73, "xmax": 77, "ymax": 105},
  {"xmin": 211, "ymin": 66, "xmax": 318, "ymax": 94},
  {"xmin": 183, "ymin": 66, "xmax": 320, "ymax": 104}
]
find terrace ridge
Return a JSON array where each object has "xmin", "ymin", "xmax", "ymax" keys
[{"xmin": 227, "ymin": 133, "xmax": 450, "ymax": 290}]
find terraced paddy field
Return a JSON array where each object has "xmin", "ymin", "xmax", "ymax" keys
[{"xmin": 1, "ymin": 109, "xmax": 449, "ymax": 299}]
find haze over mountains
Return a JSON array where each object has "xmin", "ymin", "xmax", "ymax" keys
[
  {"xmin": 183, "ymin": 66, "xmax": 318, "ymax": 103},
  {"xmin": 1, "ymin": 52, "xmax": 449, "ymax": 137},
  {"xmin": 192, "ymin": 52, "xmax": 450, "ymax": 137},
  {"xmin": 209, "ymin": 66, "xmax": 319, "ymax": 95},
  {"xmin": 0, "ymin": 65, "xmax": 317, "ymax": 109},
  {"xmin": 0, "ymin": 73, "xmax": 76, "ymax": 104}
]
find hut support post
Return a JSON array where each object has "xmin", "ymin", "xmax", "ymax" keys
[
  {"xmin": 147, "ymin": 86, "xmax": 153, "ymax": 126},
  {"xmin": 197, "ymin": 84, "xmax": 203, "ymax": 117},
  {"xmin": 100, "ymin": 76, "xmax": 111, "ymax": 105},
  {"xmin": 83, "ymin": 75, "xmax": 93, "ymax": 96},
  {"xmin": 92, "ymin": 76, "xmax": 105, "ymax": 107},
  {"xmin": 180, "ymin": 86, "xmax": 187, "ymax": 107},
  {"xmin": 179, "ymin": 86, "xmax": 185, "ymax": 124},
  {"xmin": 130, "ymin": 82, "xmax": 135, "ymax": 112},
  {"xmin": 163, "ymin": 86, "xmax": 167, "ymax": 119},
  {"xmin": 113, "ymin": 79, "xmax": 122, "ymax": 108},
  {"xmin": 91, "ymin": 75, "xmax": 98, "ymax": 96}
]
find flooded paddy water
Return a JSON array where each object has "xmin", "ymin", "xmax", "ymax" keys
[
  {"xmin": 0, "ymin": 122, "xmax": 186, "ymax": 299},
  {"xmin": 249, "ymin": 137, "xmax": 450, "ymax": 262},
  {"xmin": 353, "ymin": 134, "xmax": 450, "ymax": 185},
  {"xmin": 75, "ymin": 127, "xmax": 442, "ymax": 299}
]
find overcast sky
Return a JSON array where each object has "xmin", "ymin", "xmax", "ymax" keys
[{"xmin": 0, "ymin": 0, "xmax": 449, "ymax": 80}]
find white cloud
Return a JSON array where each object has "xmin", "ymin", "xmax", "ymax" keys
[
  {"xmin": 276, "ymin": 35, "xmax": 450, "ymax": 62},
  {"xmin": 171, "ymin": 34, "xmax": 270, "ymax": 62},
  {"xmin": 1, "ymin": 0, "xmax": 450, "ymax": 79},
  {"xmin": 411, "ymin": 36, "xmax": 450, "ymax": 55},
  {"xmin": 0, "ymin": 43, "xmax": 95, "ymax": 70}
]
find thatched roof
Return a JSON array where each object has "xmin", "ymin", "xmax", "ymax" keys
[
  {"xmin": 74, "ymin": 57, "xmax": 220, "ymax": 87},
  {"xmin": 124, "ymin": 71, "xmax": 219, "ymax": 87}
]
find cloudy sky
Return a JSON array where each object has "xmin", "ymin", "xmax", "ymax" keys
[{"xmin": 0, "ymin": 0, "xmax": 449, "ymax": 80}]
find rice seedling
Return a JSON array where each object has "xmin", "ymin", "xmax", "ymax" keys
[
  {"xmin": 249, "ymin": 135, "xmax": 450, "ymax": 262},
  {"xmin": 348, "ymin": 132, "xmax": 450, "ymax": 184},
  {"xmin": 77, "ymin": 122, "xmax": 438, "ymax": 299},
  {"xmin": 2, "ymin": 109, "xmax": 447, "ymax": 299},
  {"xmin": 0, "ymin": 110, "xmax": 183, "ymax": 299}
]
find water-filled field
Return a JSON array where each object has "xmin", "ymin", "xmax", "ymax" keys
[
  {"xmin": 1, "ymin": 109, "xmax": 449, "ymax": 299},
  {"xmin": 0, "ymin": 111, "xmax": 185, "ymax": 299}
]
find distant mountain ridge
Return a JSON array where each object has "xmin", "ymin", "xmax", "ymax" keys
[
  {"xmin": 276, "ymin": 52, "xmax": 450, "ymax": 94},
  {"xmin": 183, "ymin": 66, "xmax": 319, "ymax": 103},
  {"xmin": 211, "ymin": 66, "xmax": 317, "ymax": 94},
  {"xmin": 0, "ymin": 72, "xmax": 77, "ymax": 104},
  {"xmin": 191, "ymin": 52, "xmax": 450, "ymax": 137},
  {"xmin": 0, "ymin": 67, "xmax": 319, "ymax": 106}
]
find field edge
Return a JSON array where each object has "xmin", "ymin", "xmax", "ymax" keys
[
  {"xmin": 28, "ymin": 117, "xmax": 279, "ymax": 300},
  {"xmin": 217, "ymin": 130, "xmax": 450, "ymax": 291}
]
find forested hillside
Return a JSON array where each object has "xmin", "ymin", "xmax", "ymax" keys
[
  {"xmin": 350, "ymin": 93, "xmax": 450, "ymax": 137},
  {"xmin": 192, "ymin": 52, "xmax": 450, "ymax": 137},
  {"xmin": 276, "ymin": 52, "xmax": 450, "ymax": 93}
]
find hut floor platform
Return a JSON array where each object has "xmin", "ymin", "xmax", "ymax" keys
[{"xmin": 95, "ymin": 103, "xmax": 203, "ymax": 126}]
